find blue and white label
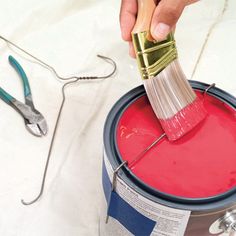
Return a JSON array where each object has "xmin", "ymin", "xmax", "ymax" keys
[{"xmin": 102, "ymin": 151, "xmax": 191, "ymax": 236}]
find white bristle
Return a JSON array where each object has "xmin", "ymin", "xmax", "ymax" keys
[{"xmin": 144, "ymin": 59, "xmax": 196, "ymax": 120}]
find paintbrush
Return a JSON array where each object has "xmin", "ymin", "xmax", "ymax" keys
[{"xmin": 132, "ymin": 0, "xmax": 207, "ymax": 141}]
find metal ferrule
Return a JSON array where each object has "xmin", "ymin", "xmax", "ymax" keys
[{"xmin": 132, "ymin": 31, "xmax": 178, "ymax": 80}]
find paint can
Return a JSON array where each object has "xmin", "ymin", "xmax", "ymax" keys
[{"xmin": 100, "ymin": 81, "xmax": 236, "ymax": 236}]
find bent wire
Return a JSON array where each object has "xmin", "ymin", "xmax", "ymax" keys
[
  {"xmin": 21, "ymin": 57, "xmax": 116, "ymax": 205},
  {"xmin": 0, "ymin": 55, "xmax": 47, "ymax": 136},
  {"xmin": 0, "ymin": 35, "xmax": 117, "ymax": 205}
]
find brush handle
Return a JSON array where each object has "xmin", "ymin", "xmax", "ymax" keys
[{"xmin": 132, "ymin": 0, "xmax": 156, "ymax": 33}]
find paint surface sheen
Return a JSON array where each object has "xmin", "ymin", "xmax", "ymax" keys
[{"xmin": 117, "ymin": 92, "xmax": 236, "ymax": 198}]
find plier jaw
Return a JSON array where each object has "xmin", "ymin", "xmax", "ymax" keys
[
  {"xmin": 12, "ymin": 99, "xmax": 48, "ymax": 137},
  {"xmin": 26, "ymin": 120, "xmax": 47, "ymax": 137}
]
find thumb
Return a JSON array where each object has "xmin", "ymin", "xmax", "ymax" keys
[{"xmin": 150, "ymin": 0, "xmax": 186, "ymax": 41}]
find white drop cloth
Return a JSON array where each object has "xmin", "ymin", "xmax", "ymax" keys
[{"xmin": 0, "ymin": 0, "xmax": 235, "ymax": 235}]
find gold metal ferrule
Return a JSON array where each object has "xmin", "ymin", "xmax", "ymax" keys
[{"xmin": 132, "ymin": 32, "xmax": 178, "ymax": 80}]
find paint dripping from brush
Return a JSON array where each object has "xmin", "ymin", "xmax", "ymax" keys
[{"xmin": 159, "ymin": 97, "xmax": 207, "ymax": 141}]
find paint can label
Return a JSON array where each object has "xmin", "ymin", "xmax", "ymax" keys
[{"xmin": 102, "ymin": 151, "xmax": 191, "ymax": 236}]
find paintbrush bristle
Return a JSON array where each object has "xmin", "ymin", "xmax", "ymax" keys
[{"xmin": 144, "ymin": 59, "xmax": 207, "ymax": 141}]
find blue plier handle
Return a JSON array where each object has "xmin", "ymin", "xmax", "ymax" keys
[
  {"xmin": 9, "ymin": 56, "xmax": 31, "ymax": 98},
  {"xmin": 0, "ymin": 55, "xmax": 47, "ymax": 137}
]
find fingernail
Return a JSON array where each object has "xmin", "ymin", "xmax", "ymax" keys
[{"xmin": 153, "ymin": 23, "xmax": 170, "ymax": 41}]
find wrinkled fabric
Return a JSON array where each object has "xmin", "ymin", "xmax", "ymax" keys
[{"xmin": 0, "ymin": 0, "xmax": 235, "ymax": 235}]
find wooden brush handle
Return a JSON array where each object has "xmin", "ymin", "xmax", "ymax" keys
[{"xmin": 132, "ymin": 0, "xmax": 156, "ymax": 33}]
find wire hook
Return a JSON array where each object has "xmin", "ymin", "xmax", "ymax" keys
[
  {"xmin": 21, "ymin": 57, "xmax": 116, "ymax": 205},
  {"xmin": 0, "ymin": 34, "xmax": 117, "ymax": 205},
  {"xmin": 21, "ymin": 55, "xmax": 116, "ymax": 205}
]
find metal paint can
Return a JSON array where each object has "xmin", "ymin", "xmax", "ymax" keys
[{"xmin": 100, "ymin": 81, "xmax": 236, "ymax": 236}]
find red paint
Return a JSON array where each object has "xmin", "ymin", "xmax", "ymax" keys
[{"xmin": 116, "ymin": 92, "xmax": 236, "ymax": 198}]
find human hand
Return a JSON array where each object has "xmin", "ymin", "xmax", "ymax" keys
[{"xmin": 120, "ymin": 0, "xmax": 199, "ymax": 57}]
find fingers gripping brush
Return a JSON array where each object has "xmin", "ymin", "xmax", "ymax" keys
[{"xmin": 132, "ymin": 0, "xmax": 207, "ymax": 141}]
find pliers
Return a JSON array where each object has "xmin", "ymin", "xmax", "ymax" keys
[{"xmin": 0, "ymin": 55, "xmax": 47, "ymax": 137}]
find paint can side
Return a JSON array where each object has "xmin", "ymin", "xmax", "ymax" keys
[{"xmin": 100, "ymin": 150, "xmax": 192, "ymax": 236}]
